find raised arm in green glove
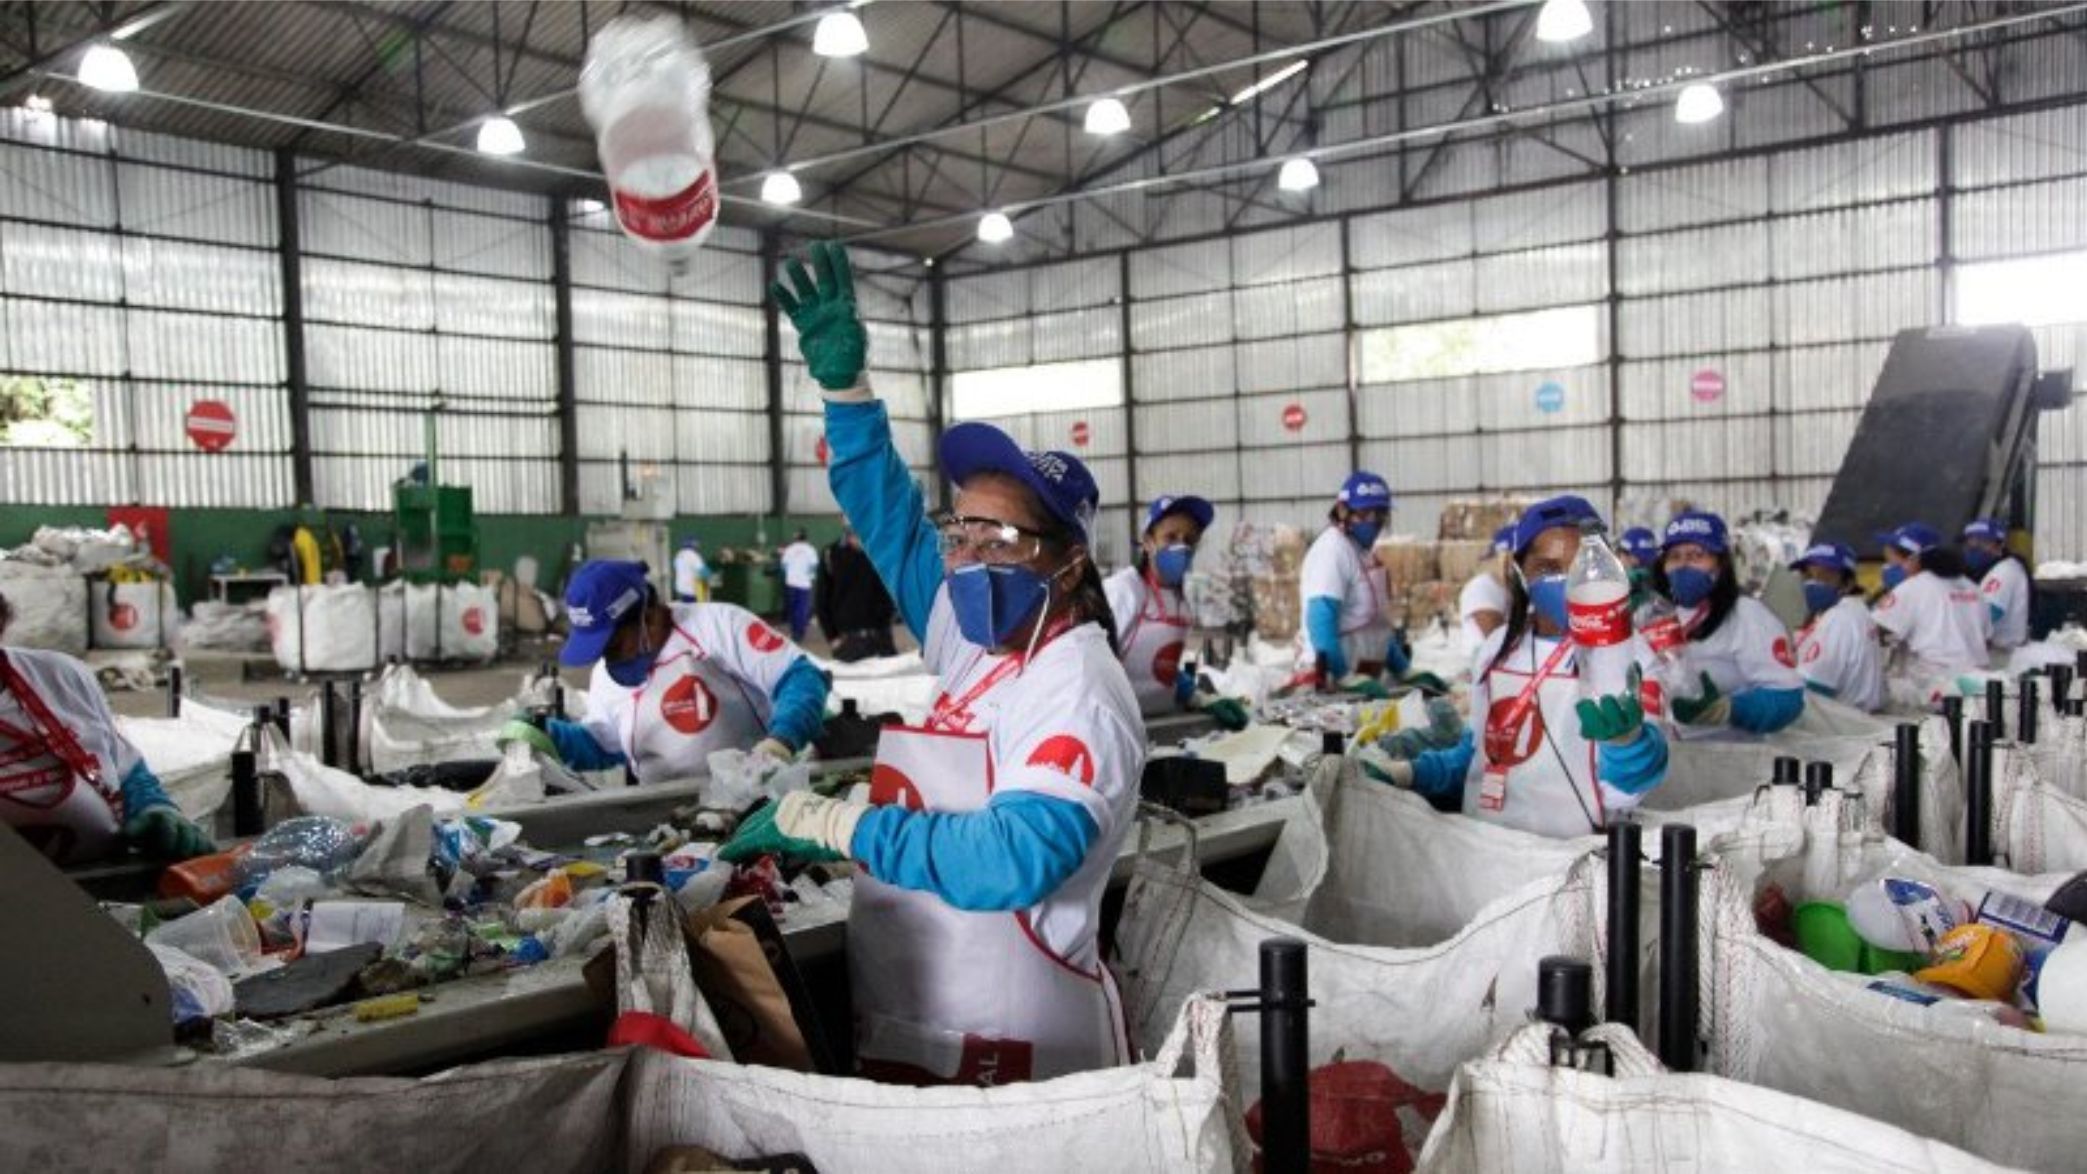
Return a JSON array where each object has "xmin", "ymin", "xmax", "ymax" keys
[{"xmin": 770, "ymin": 240, "xmax": 868, "ymax": 391}]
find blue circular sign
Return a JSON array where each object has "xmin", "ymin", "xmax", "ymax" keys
[{"xmin": 1534, "ymin": 380, "xmax": 1566, "ymax": 414}]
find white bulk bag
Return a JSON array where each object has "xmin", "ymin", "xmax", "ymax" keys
[
  {"xmin": 116, "ymin": 702, "xmax": 251, "ymax": 822},
  {"xmin": 1991, "ymin": 734, "xmax": 2087, "ymax": 874},
  {"xmin": 89, "ymin": 580, "xmax": 178, "ymax": 650},
  {"xmin": 264, "ymin": 726, "xmax": 464, "ymax": 823},
  {"xmin": 362, "ymin": 663, "xmax": 506, "ymax": 774},
  {"xmin": 0, "ymin": 561, "xmax": 87, "ymax": 655},
  {"xmin": 268, "ymin": 584, "xmax": 376, "ymax": 672},
  {"xmin": 377, "ymin": 582, "xmax": 498, "ymax": 663},
  {"xmin": 1699, "ymin": 792, "xmax": 2087, "ymax": 1170},
  {"xmin": 1416, "ymin": 1022, "xmax": 2011, "ymax": 1174}
]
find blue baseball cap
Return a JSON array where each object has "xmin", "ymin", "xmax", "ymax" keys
[
  {"xmin": 680, "ymin": 536, "xmax": 700, "ymax": 549},
  {"xmin": 1145, "ymin": 494, "xmax": 1215, "ymax": 535},
  {"xmin": 1337, "ymin": 472, "xmax": 1393, "ymax": 512},
  {"xmin": 1663, "ymin": 511, "xmax": 1729, "ymax": 555},
  {"xmin": 1511, "ymin": 495, "xmax": 1603, "ymax": 556},
  {"xmin": 1619, "ymin": 527, "xmax": 1659, "ymax": 563},
  {"xmin": 941, "ymin": 422, "xmax": 1100, "ymax": 545},
  {"xmin": 1880, "ymin": 523, "xmax": 1942, "ymax": 557},
  {"xmin": 1490, "ymin": 524, "xmax": 1516, "ymax": 555},
  {"xmin": 1963, "ymin": 518, "xmax": 2007, "ymax": 544},
  {"xmin": 561, "ymin": 560, "xmax": 650, "ymax": 667},
  {"xmin": 1791, "ymin": 542, "xmax": 1857, "ymax": 576}
]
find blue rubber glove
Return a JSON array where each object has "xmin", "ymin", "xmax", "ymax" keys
[
  {"xmin": 1729, "ymin": 687, "xmax": 1805, "ymax": 734},
  {"xmin": 1598, "ymin": 724, "xmax": 1669, "ymax": 795},
  {"xmin": 1174, "ymin": 663, "xmax": 1197, "ymax": 709},
  {"xmin": 1384, "ymin": 636, "xmax": 1412, "ymax": 677}
]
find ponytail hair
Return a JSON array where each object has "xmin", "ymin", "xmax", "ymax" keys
[{"xmin": 1032, "ymin": 499, "xmax": 1121, "ymax": 658}]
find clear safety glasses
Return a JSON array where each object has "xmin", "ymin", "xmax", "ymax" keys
[{"xmin": 932, "ymin": 512, "xmax": 1047, "ymax": 566}]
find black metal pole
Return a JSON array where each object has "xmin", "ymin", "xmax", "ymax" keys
[
  {"xmin": 319, "ymin": 680, "xmax": 338, "ymax": 768},
  {"xmin": 1986, "ymin": 678, "xmax": 2006, "ymax": 732},
  {"xmin": 1803, "ymin": 761, "xmax": 1832, "ymax": 807},
  {"xmin": 2020, "ymin": 676, "xmax": 2039, "ymax": 745},
  {"xmin": 1893, "ymin": 723, "xmax": 1922, "ymax": 849},
  {"xmin": 2076, "ymin": 649, "xmax": 2087, "ymax": 682},
  {"xmin": 165, "ymin": 664, "xmax": 182, "ymax": 718},
  {"xmin": 1942, "ymin": 695, "xmax": 1963, "ymax": 766},
  {"xmin": 1771, "ymin": 755, "xmax": 1800, "ymax": 786},
  {"xmin": 1965, "ymin": 721, "xmax": 1993, "ymax": 867},
  {"xmin": 1538, "ymin": 955, "xmax": 1593, "ymax": 1068},
  {"xmin": 1657, "ymin": 823, "xmax": 1699, "ymax": 1073},
  {"xmin": 1605, "ymin": 821, "xmax": 1640, "ymax": 1029},
  {"xmin": 230, "ymin": 749, "xmax": 262, "ymax": 837},
  {"xmin": 759, "ymin": 230, "xmax": 788, "ymax": 519},
  {"xmin": 2051, "ymin": 663, "xmax": 2074, "ymax": 712},
  {"xmin": 549, "ymin": 196, "xmax": 581, "ymax": 515},
  {"xmin": 273, "ymin": 696, "xmax": 291, "ymax": 740},
  {"xmin": 345, "ymin": 676, "xmax": 363, "ymax": 774},
  {"xmin": 274, "ymin": 148, "xmax": 313, "ymax": 505},
  {"xmin": 1260, "ymin": 937, "xmax": 1311, "ymax": 1174}
]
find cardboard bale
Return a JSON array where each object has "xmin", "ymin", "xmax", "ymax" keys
[
  {"xmin": 1438, "ymin": 497, "xmax": 1534, "ymax": 542},
  {"xmin": 1404, "ymin": 579, "xmax": 1460, "ymax": 627},
  {"xmin": 1373, "ymin": 538, "xmax": 1438, "ymax": 593},
  {"xmin": 1251, "ymin": 573, "xmax": 1301, "ymax": 643},
  {"xmin": 1435, "ymin": 540, "xmax": 1492, "ymax": 587}
]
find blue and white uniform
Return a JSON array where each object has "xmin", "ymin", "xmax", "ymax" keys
[
  {"xmin": 1668, "ymin": 597, "xmax": 1808, "ymax": 738},
  {"xmin": 1796, "ymin": 596, "xmax": 1886, "ymax": 714},
  {"xmin": 0, "ymin": 647, "xmax": 177, "ymax": 864},
  {"xmin": 1980, "ymin": 558, "xmax": 2032, "ymax": 656}
]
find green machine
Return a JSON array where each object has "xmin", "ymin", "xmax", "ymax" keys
[{"xmin": 393, "ymin": 411, "xmax": 478, "ymax": 582}]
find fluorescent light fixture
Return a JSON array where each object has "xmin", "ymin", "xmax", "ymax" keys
[
  {"xmin": 23, "ymin": 94, "xmax": 52, "ymax": 114},
  {"xmin": 813, "ymin": 11, "xmax": 869, "ymax": 58},
  {"xmin": 1230, "ymin": 60, "xmax": 1307, "ymax": 106},
  {"xmin": 760, "ymin": 171, "xmax": 803, "ymax": 205},
  {"xmin": 977, "ymin": 211, "xmax": 1014, "ymax": 244},
  {"xmin": 1277, "ymin": 157, "xmax": 1320, "ymax": 192},
  {"xmin": 575, "ymin": 198, "xmax": 606, "ymax": 215},
  {"xmin": 77, "ymin": 44, "xmax": 138, "ymax": 93},
  {"xmin": 1674, "ymin": 82, "xmax": 1724, "ymax": 124},
  {"xmin": 476, "ymin": 116, "xmax": 525, "ymax": 155},
  {"xmin": 1535, "ymin": 0, "xmax": 1594, "ymax": 43},
  {"xmin": 1083, "ymin": 97, "xmax": 1131, "ymax": 136}
]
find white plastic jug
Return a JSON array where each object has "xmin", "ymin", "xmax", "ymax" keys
[{"xmin": 579, "ymin": 15, "xmax": 720, "ymax": 267}]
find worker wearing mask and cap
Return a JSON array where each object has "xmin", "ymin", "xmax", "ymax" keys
[
  {"xmin": 1104, "ymin": 495, "xmax": 1249, "ymax": 730},
  {"xmin": 1299, "ymin": 471, "xmax": 1409, "ymax": 697},
  {"xmin": 1873, "ymin": 523, "xmax": 1992, "ymax": 704},
  {"xmin": 721, "ymin": 242, "xmax": 1142, "ymax": 1085},
  {"xmin": 501, "ymin": 561, "xmax": 831, "ymax": 783},
  {"xmin": 1790, "ymin": 542, "xmax": 1885, "ymax": 713},
  {"xmin": 1374, "ymin": 496, "xmax": 1671, "ymax": 838},
  {"xmin": 0, "ymin": 595, "xmax": 212, "ymax": 864},
  {"xmin": 1457, "ymin": 524, "xmax": 1515, "ymax": 660},
  {"xmin": 1652, "ymin": 511, "xmax": 1807, "ymax": 738},
  {"xmin": 1962, "ymin": 518, "xmax": 2032, "ymax": 661},
  {"xmin": 1618, "ymin": 527, "xmax": 1660, "ymax": 606}
]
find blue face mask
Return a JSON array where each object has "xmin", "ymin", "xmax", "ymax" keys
[
  {"xmin": 1152, "ymin": 544, "xmax": 1194, "ymax": 588},
  {"xmin": 949, "ymin": 561, "xmax": 1052, "ymax": 649},
  {"xmin": 1668, "ymin": 566, "xmax": 1717, "ymax": 608},
  {"xmin": 1347, "ymin": 520, "xmax": 1382, "ymax": 549},
  {"xmin": 1802, "ymin": 580, "xmax": 1842, "ymax": 616},
  {"xmin": 1881, "ymin": 564, "xmax": 1908, "ymax": 590},
  {"xmin": 1525, "ymin": 573, "xmax": 1569, "ymax": 633},
  {"xmin": 604, "ymin": 623, "xmax": 658, "ymax": 688},
  {"xmin": 1965, "ymin": 548, "xmax": 1999, "ymax": 576}
]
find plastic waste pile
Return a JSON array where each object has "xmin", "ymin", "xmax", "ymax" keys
[
  {"xmin": 0, "ymin": 524, "xmax": 177, "ymax": 654},
  {"xmin": 1727, "ymin": 513, "xmax": 1813, "ymax": 594}
]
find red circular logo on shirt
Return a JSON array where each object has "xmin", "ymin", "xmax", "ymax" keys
[
  {"xmin": 462, "ymin": 608, "xmax": 485, "ymax": 636},
  {"xmin": 658, "ymin": 675, "xmax": 717, "ymax": 735},
  {"xmin": 869, "ymin": 763, "xmax": 925, "ymax": 810},
  {"xmin": 1152, "ymin": 641, "xmax": 1185, "ymax": 688},
  {"xmin": 1026, "ymin": 735, "xmax": 1097, "ymax": 786},
  {"xmin": 1483, "ymin": 697, "xmax": 1545, "ymax": 768},
  {"xmin": 1772, "ymin": 636, "xmax": 1796, "ymax": 668},
  {"xmin": 746, "ymin": 621, "xmax": 784, "ymax": 653},
  {"xmin": 1984, "ymin": 578, "xmax": 2001, "ymax": 595},
  {"xmin": 1803, "ymin": 641, "xmax": 1823, "ymax": 665}
]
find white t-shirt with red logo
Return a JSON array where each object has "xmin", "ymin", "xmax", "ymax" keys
[
  {"xmin": 1671, "ymin": 596, "xmax": 1806, "ymax": 702},
  {"xmin": 580, "ymin": 602, "xmax": 803, "ymax": 782},
  {"xmin": 1796, "ymin": 596, "xmax": 1885, "ymax": 713},
  {"xmin": 1297, "ymin": 526, "xmax": 1391, "ymax": 671},
  {"xmin": 919, "ymin": 588, "xmax": 1145, "ymax": 963},
  {"xmin": 1981, "ymin": 557, "xmax": 2031, "ymax": 652},
  {"xmin": 1872, "ymin": 571, "xmax": 1992, "ymax": 678},
  {"xmin": 1458, "ymin": 571, "xmax": 1510, "ymax": 656}
]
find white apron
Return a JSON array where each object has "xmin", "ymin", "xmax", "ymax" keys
[
  {"xmin": 621, "ymin": 625, "xmax": 768, "ymax": 782},
  {"xmin": 0, "ymin": 653, "xmax": 123, "ymax": 863},
  {"xmin": 1118, "ymin": 577, "xmax": 1190, "ymax": 717},
  {"xmin": 849, "ymin": 655, "xmax": 1129, "ymax": 1086},
  {"xmin": 1461, "ymin": 638, "xmax": 1610, "ymax": 840}
]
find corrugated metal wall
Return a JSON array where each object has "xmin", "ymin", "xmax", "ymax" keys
[{"xmin": 0, "ymin": 108, "xmax": 290, "ymax": 505}]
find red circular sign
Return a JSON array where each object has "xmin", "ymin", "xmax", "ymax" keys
[
  {"xmin": 815, "ymin": 435, "xmax": 830, "ymax": 467},
  {"xmin": 1070, "ymin": 421, "xmax": 1091, "ymax": 448},
  {"xmin": 746, "ymin": 621, "xmax": 784, "ymax": 653},
  {"xmin": 1281, "ymin": 404, "xmax": 1307, "ymax": 432},
  {"xmin": 186, "ymin": 400, "xmax": 236, "ymax": 452},
  {"xmin": 1689, "ymin": 369, "xmax": 1725, "ymax": 404},
  {"xmin": 658, "ymin": 674, "xmax": 717, "ymax": 735},
  {"xmin": 462, "ymin": 608, "xmax": 485, "ymax": 636}
]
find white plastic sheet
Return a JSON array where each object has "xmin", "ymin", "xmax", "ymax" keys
[
  {"xmin": 265, "ymin": 726, "xmax": 465, "ymax": 823},
  {"xmin": 0, "ymin": 561, "xmax": 87, "ymax": 655},
  {"xmin": 267, "ymin": 584, "xmax": 377, "ymax": 672},
  {"xmin": 117, "ymin": 702, "xmax": 250, "ymax": 822}
]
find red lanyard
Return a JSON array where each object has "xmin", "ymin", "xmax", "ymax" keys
[
  {"xmin": 1491, "ymin": 637, "xmax": 1577, "ymax": 738},
  {"xmin": 929, "ymin": 614, "xmax": 1078, "ymax": 733},
  {"xmin": 0, "ymin": 652, "xmax": 111, "ymax": 799}
]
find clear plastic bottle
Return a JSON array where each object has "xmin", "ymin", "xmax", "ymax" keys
[
  {"xmin": 1566, "ymin": 518, "xmax": 1635, "ymax": 700},
  {"xmin": 1635, "ymin": 590, "xmax": 1689, "ymax": 696},
  {"xmin": 579, "ymin": 16, "xmax": 720, "ymax": 270}
]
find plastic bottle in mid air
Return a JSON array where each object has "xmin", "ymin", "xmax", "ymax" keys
[
  {"xmin": 579, "ymin": 16, "xmax": 720, "ymax": 270},
  {"xmin": 1566, "ymin": 518, "xmax": 1635, "ymax": 700}
]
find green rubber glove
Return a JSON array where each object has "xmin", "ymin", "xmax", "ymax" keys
[
  {"xmin": 1671, "ymin": 672, "xmax": 1728, "ymax": 726},
  {"xmin": 496, "ymin": 719, "xmax": 557, "ymax": 759},
  {"xmin": 1575, "ymin": 694, "xmax": 1646, "ymax": 745},
  {"xmin": 1339, "ymin": 674, "xmax": 1392, "ymax": 701},
  {"xmin": 1627, "ymin": 567, "xmax": 1653, "ymax": 608},
  {"xmin": 717, "ymin": 802, "xmax": 845, "ymax": 866},
  {"xmin": 1204, "ymin": 697, "xmax": 1251, "ymax": 731},
  {"xmin": 123, "ymin": 805, "xmax": 214, "ymax": 860},
  {"xmin": 1399, "ymin": 670, "xmax": 1451, "ymax": 696},
  {"xmin": 771, "ymin": 241, "xmax": 869, "ymax": 391}
]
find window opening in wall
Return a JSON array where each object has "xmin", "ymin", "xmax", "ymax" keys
[
  {"xmin": 0, "ymin": 376, "xmax": 92, "ymax": 446},
  {"xmin": 951, "ymin": 357, "xmax": 1123, "ymax": 420},
  {"xmin": 1357, "ymin": 304, "xmax": 1603, "ymax": 384},
  {"xmin": 1956, "ymin": 250, "xmax": 2087, "ymax": 329}
]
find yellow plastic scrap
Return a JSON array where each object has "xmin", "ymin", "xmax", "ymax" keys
[
  {"xmin": 1354, "ymin": 701, "xmax": 1402, "ymax": 747},
  {"xmin": 353, "ymin": 993, "xmax": 422, "ymax": 1022}
]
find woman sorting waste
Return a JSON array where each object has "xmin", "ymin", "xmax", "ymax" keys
[
  {"xmin": 1298, "ymin": 470, "xmax": 1398, "ymax": 697},
  {"xmin": 1651, "ymin": 511, "xmax": 1807, "ymax": 737},
  {"xmin": 500, "ymin": 560, "xmax": 831, "ymax": 783},
  {"xmin": 721, "ymin": 242, "xmax": 1143, "ymax": 1085},
  {"xmin": 1791, "ymin": 542, "xmax": 1885, "ymax": 713},
  {"xmin": 1372, "ymin": 496, "xmax": 1670, "ymax": 837},
  {"xmin": 1872, "ymin": 522, "xmax": 1992, "ymax": 705},
  {"xmin": 1962, "ymin": 517, "xmax": 2032, "ymax": 662},
  {"xmin": 1104, "ymin": 494, "xmax": 1249, "ymax": 729},
  {"xmin": 0, "ymin": 595, "xmax": 212, "ymax": 864}
]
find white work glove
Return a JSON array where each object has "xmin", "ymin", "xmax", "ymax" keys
[
  {"xmin": 752, "ymin": 736, "xmax": 795, "ymax": 766},
  {"xmin": 1377, "ymin": 759, "xmax": 1415, "ymax": 789},
  {"xmin": 774, "ymin": 790, "xmax": 871, "ymax": 857}
]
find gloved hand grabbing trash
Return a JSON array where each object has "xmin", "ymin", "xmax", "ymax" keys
[
  {"xmin": 1378, "ymin": 695, "xmax": 1465, "ymax": 760},
  {"xmin": 717, "ymin": 792, "xmax": 860, "ymax": 865},
  {"xmin": 124, "ymin": 805, "xmax": 214, "ymax": 860},
  {"xmin": 1339, "ymin": 674, "xmax": 1392, "ymax": 701},
  {"xmin": 1397, "ymin": 669, "xmax": 1452, "ymax": 696},
  {"xmin": 1671, "ymin": 672, "xmax": 1730, "ymax": 727},
  {"xmin": 772, "ymin": 241, "xmax": 868, "ymax": 394},
  {"xmin": 1200, "ymin": 697, "xmax": 1252, "ymax": 731},
  {"xmin": 1575, "ymin": 693, "xmax": 1647, "ymax": 746},
  {"xmin": 496, "ymin": 718, "xmax": 557, "ymax": 759},
  {"xmin": 751, "ymin": 736, "xmax": 795, "ymax": 767}
]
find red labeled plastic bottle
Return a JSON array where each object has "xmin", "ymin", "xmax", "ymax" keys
[
  {"xmin": 1566, "ymin": 518, "xmax": 1635, "ymax": 700},
  {"xmin": 579, "ymin": 16, "xmax": 720, "ymax": 271}
]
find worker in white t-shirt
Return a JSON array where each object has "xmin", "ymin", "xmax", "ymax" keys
[
  {"xmin": 778, "ymin": 531, "xmax": 821, "ymax": 643},
  {"xmin": 1298, "ymin": 471, "xmax": 1405, "ymax": 696},
  {"xmin": 671, "ymin": 537, "xmax": 713, "ymax": 603},
  {"xmin": 1871, "ymin": 522, "xmax": 1993, "ymax": 707},
  {"xmin": 1652, "ymin": 510, "xmax": 1807, "ymax": 739},
  {"xmin": 1790, "ymin": 542, "xmax": 1885, "ymax": 713},
  {"xmin": 1457, "ymin": 524, "xmax": 1514, "ymax": 667},
  {"xmin": 1962, "ymin": 518, "xmax": 2033, "ymax": 660}
]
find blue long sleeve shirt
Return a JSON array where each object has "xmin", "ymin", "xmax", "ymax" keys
[
  {"xmin": 850, "ymin": 791, "xmax": 1099, "ymax": 911},
  {"xmin": 119, "ymin": 760, "xmax": 174, "ymax": 816},
  {"xmin": 544, "ymin": 717, "xmax": 628, "ymax": 772},
  {"xmin": 1306, "ymin": 597, "xmax": 1348, "ymax": 677},
  {"xmin": 1729, "ymin": 687, "xmax": 1805, "ymax": 734},
  {"xmin": 824, "ymin": 399, "xmax": 943, "ymax": 643},
  {"xmin": 765, "ymin": 658, "xmax": 831, "ymax": 750}
]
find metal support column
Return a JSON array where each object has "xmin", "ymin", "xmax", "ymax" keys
[
  {"xmin": 1338, "ymin": 216, "xmax": 1361, "ymax": 472},
  {"xmin": 1119, "ymin": 250, "xmax": 1140, "ymax": 550},
  {"xmin": 273, "ymin": 148, "xmax": 314, "ymax": 505},
  {"xmin": 760, "ymin": 230, "xmax": 789, "ymax": 517},
  {"xmin": 549, "ymin": 197, "xmax": 581, "ymax": 515},
  {"xmin": 1938, "ymin": 125, "xmax": 1957, "ymax": 324},
  {"xmin": 928, "ymin": 267, "xmax": 952, "ymax": 513}
]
